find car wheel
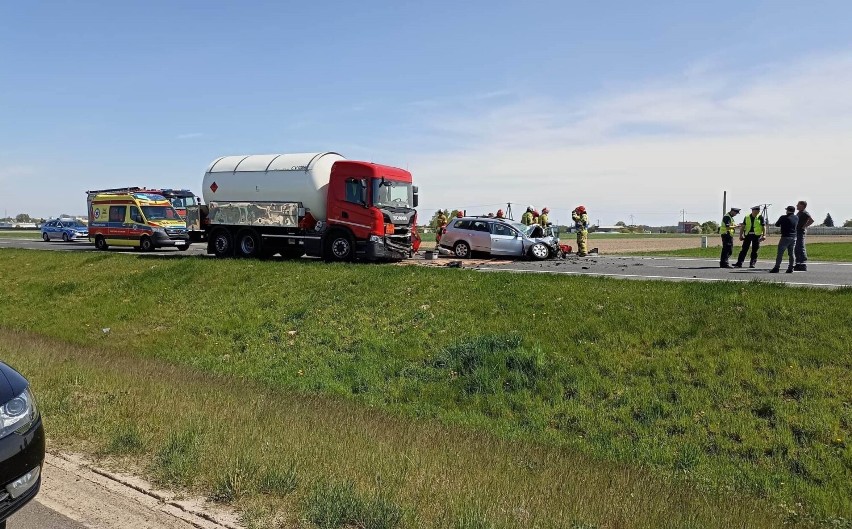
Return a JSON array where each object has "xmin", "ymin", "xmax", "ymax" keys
[
  {"xmin": 62, "ymin": 232, "xmax": 70, "ymax": 242},
  {"xmin": 212, "ymin": 229, "xmax": 233, "ymax": 258},
  {"xmin": 529, "ymin": 242, "xmax": 550, "ymax": 260},
  {"xmin": 453, "ymin": 241, "xmax": 471, "ymax": 258},
  {"xmin": 42, "ymin": 233, "xmax": 50, "ymax": 242},
  {"xmin": 140, "ymin": 236, "xmax": 154, "ymax": 252},
  {"xmin": 94, "ymin": 235, "xmax": 109, "ymax": 250},
  {"xmin": 237, "ymin": 230, "xmax": 260, "ymax": 258},
  {"xmin": 324, "ymin": 232, "xmax": 354, "ymax": 261}
]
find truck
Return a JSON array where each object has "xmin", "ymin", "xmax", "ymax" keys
[
  {"xmin": 86, "ymin": 187, "xmax": 205, "ymax": 242},
  {"xmin": 202, "ymin": 152, "xmax": 419, "ymax": 261}
]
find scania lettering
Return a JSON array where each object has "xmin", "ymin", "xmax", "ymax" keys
[{"xmin": 202, "ymin": 152, "xmax": 420, "ymax": 261}]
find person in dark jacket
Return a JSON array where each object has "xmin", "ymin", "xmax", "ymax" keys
[
  {"xmin": 794, "ymin": 200, "xmax": 814, "ymax": 271},
  {"xmin": 770, "ymin": 206, "xmax": 799, "ymax": 273}
]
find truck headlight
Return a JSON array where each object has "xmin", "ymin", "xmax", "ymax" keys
[
  {"xmin": 369, "ymin": 235, "xmax": 382, "ymax": 243},
  {"xmin": 0, "ymin": 388, "xmax": 39, "ymax": 440}
]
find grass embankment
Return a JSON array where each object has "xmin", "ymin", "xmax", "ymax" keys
[
  {"xmin": 632, "ymin": 242, "xmax": 852, "ymax": 262},
  {"xmin": 1, "ymin": 249, "xmax": 851, "ymax": 527},
  {"xmin": 3, "ymin": 330, "xmax": 781, "ymax": 529}
]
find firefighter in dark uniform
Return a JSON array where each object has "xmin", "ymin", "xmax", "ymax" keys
[
  {"xmin": 734, "ymin": 206, "xmax": 766, "ymax": 268},
  {"xmin": 719, "ymin": 207, "xmax": 740, "ymax": 268}
]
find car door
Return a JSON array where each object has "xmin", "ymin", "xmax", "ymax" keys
[
  {"xmin": 469, "ymin": 220, "xmax": 491, "ymax": 252},
  {"xmin": 43, "ymin": 220, "xmax": 55, "ymax": 239},
  {"xmin": 490, "ymin": 222, "xmax": 524, "ymax": 256},
  {"xmin": 107, "ymin": 205, "xmax": 128, "ymax": 244}
]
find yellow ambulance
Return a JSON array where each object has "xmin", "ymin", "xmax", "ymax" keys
[{"xmin": 87, "ymin": 192, "xmax": 190, "ymax": 251}]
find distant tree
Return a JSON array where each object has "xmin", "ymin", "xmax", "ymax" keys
[
  {"xmin": 700, "ymin": 220, "xmax": 719, "ymax": 234},
  {"xmin": 14, "ymin": 213, "xmax": 31, "ymax": 223},
  {"xmin": 615, "ymin": 221, "xmax": 626, "ymax": 227},
  {"xmin": 844, "ymin": 219, "xmax": 852, "ymax": 228},
  {"xmin": 823, "ymin": 213, "xmax": 835, "ymax": 227},
  {"xmin": 690, "ymin": 225, "xmax": 702, "ymax": 234}
]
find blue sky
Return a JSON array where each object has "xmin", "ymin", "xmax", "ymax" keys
[{"xmin": 2, "ymin": 0, "xmax": 852, "ymax": 224}]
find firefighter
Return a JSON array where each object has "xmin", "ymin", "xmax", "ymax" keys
[
  {"xmin": 496, "ymin": 209, "xmax": 505, "ymax": 219},
  {"xmin": 572, "ymin": 205, "xmax": 589, "ymax": 257},
  {"xmin": 434, "ymin": 210, "xmax": 448, "ymax": 245},
  {"xmin": 521, "ymin": 206, "xmax": 535, "ymax": 226},
  {"xmin": 719, "ymin": 207, "xmax": 740, "ymax": 268},
  {"xmin": 734, "ymin": 206, "xmax": 765, "ymax": 268},
  {"xmin": 538, "ymin": 207, "xmax": 550, "ymax": 227}
]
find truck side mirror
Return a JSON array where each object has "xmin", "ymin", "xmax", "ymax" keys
[{"xmin": 413, "ymin": 194, "xmax": 419, "ymax": 208}]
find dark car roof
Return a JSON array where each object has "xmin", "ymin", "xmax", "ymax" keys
[{"xmin": 0, "ymin": 362, "xmax": 29, "ymax": 404}]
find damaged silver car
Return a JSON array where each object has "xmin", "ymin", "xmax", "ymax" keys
[{"xmin": 439, "ymin": 217, "xmax": 561, "ymax": 260}]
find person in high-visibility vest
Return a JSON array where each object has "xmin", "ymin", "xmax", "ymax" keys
[
  {"xmin": 521, "ymin": 206, "xmax": 535, "ymax": 226},
  {"xmin": 538, "ymin": 207, "xmax": 550, "ymax": 227},
  {"xmin": 572, "ymin": 205, "xmax": 589, "ymax": 256},
  {"xmin": 719, "ymin": 207, "xmax": 741, "ymax": 268},
  {"xmin": 734, "ymin": 206, "xmax": 766, "ymax": 268}
]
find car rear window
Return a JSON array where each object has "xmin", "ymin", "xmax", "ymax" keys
[{"xmin": 453, "ymin": 220, "xmax": 470, "ymax": 230}]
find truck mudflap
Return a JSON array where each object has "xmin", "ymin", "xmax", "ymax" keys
[{"xmin": 360, "ymin": 235, "xmax": 411, "ymax": 260}]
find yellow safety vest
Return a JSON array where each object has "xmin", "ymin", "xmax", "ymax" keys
[
  {"xmin": 538, "ymin": 213, "xmax": 549, "ymax": 226},
  {"xmin": 743, "ymin": 215, "xmax": 764, "ymax": 235},
  {"xmin": 521, "ymin": 212, "xmax": 534, "ymax": 225},
  {"xmin": 719, "ymin": 214, "xmax": 735, "ymax": 235}
]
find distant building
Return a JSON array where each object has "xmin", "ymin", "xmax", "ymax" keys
[{"xmin": 678, "ymin": 221, "xmax": 700, "ymax": 233}]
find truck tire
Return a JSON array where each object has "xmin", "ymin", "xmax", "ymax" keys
[
  {"xmin": 324, "ymin": 232, "xmax": 354, "ymax": 262},
  {"xmin": 94, "ymin": 235, "xmax": 109, "ymax": 250},
  {"xmin": 237, "ymin": 230, "xmax": 260, "ymax": 258},
  {"xmin": 211, "ymin": 229, "xmax": 233, "ymax": 258},
  {"xmin": 453, "ymin": 241, "xmax": 471, "ymax": 258},
  {"xmin": 529, "ymin": 242, "xmax": 550, "ymax": 260},
  {"xmin": 140, "ymin": 236, "xmax": 154, "ymax": 252}
]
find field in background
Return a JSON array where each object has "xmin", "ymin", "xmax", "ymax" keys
[
  {"xmin": 0, "ymin": 248, "xmax": 850, "ymax": 527},
  {"xmin": 0, "ymin": 229, "xmax": 41, "ymax": 239},
  {"xmin": 632, "ymin": 242, "xmax": 852, "ymax": 262}
]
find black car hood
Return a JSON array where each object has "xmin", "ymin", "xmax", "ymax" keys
[{"xmin": 0, "ymin": 362, "xmax": 28, "ymax": 404}]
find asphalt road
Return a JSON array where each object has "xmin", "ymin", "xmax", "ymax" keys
[
  {"xmin": 2, "ymin": 238, "xmax": 851, "ymax": 288},
  {"xmin": 7, "ymin": 501, "xmax": 86, "ymax": 529}
]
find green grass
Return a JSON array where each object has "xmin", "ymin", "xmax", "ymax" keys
[
  {"xmin": 1, "ymin": 248, "xmax": 850, "ymax": 526},
  {"xmin": 629, "ymin": 242, "xmax": 852, "ymax": 262},
  {"xmin": 2, "ymin": 330, "xmax": 801, "ymax": 529},
  {"xmin": 0, "ymin": 229, "xmax": 41, "ymax": 239}
]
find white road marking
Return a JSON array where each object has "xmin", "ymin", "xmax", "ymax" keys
[{"xmin": 474, "ymin": 267, "xmax": 851, "ymax": 288}]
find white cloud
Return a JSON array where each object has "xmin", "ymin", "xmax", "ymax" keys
[{"xmin": 408, "ymin": 51, "xmax": 852, "ymax": 225}]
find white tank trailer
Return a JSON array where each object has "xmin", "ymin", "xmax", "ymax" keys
[{"xmin": 202, "ymin": 152, "xmax": 344, "ymax": 221}]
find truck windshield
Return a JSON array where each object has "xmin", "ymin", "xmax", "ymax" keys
[
  {"xmin": 372, "ymin": 179, "xmax": 412, "ymax": 208},
  {"xmin": 141, "ymin": 205, "xmax": 181, "ymax": 220}
]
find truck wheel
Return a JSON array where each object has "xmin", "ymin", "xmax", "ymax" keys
[
  {"xmin": 42, "ymin": 233, "xmax": 50, "ymax": 242},
  {"xmin": 529, "ymin": 242, "xmax": 550, "ymax": 260},
  {"xmin": 212, "ymin": 229, "xmax": 233, "ymax": 258},
  {"xmin": 325, "ymin": 232, "xmax": 354, "ymax": 262},
  {"xmin": 94, "ymin": 235, "xmax": 109, "ymax": 251},
  {"xmin": 453, "ymin": 241, "xmax": 471, "ymax": 258},
  {"xmin": 237, "ymin": 230, "xmax": 260, "ymax": 258},
  {"xmin": 140, "ymin": 236, "xmax": 154, "ymax": 252}
]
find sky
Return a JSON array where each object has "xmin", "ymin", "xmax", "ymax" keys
[{"xmin": 2, "ymin": 0, "xmax": 851, "ymax": 226}]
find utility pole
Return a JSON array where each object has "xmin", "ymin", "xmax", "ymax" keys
[
  {"xmin": 722, "ymin": 191, "xmax": 727, "ymax": 215},
  {"xmin": 629, "ymin": 214, "xmax": 634, "ymax": 226},
  {"xmin": 680, "ymin": 209, "xmax": 687, "ymax": 223}
]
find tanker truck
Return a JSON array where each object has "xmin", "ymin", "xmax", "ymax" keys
[{"xmin": 202, "ymin": 152, "xmax": 420, "ymax": 261}]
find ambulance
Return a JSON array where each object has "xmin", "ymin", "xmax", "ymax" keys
[{"xmin": 87, "ymin": 192, "xmax": 190, "ymax": 251}]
